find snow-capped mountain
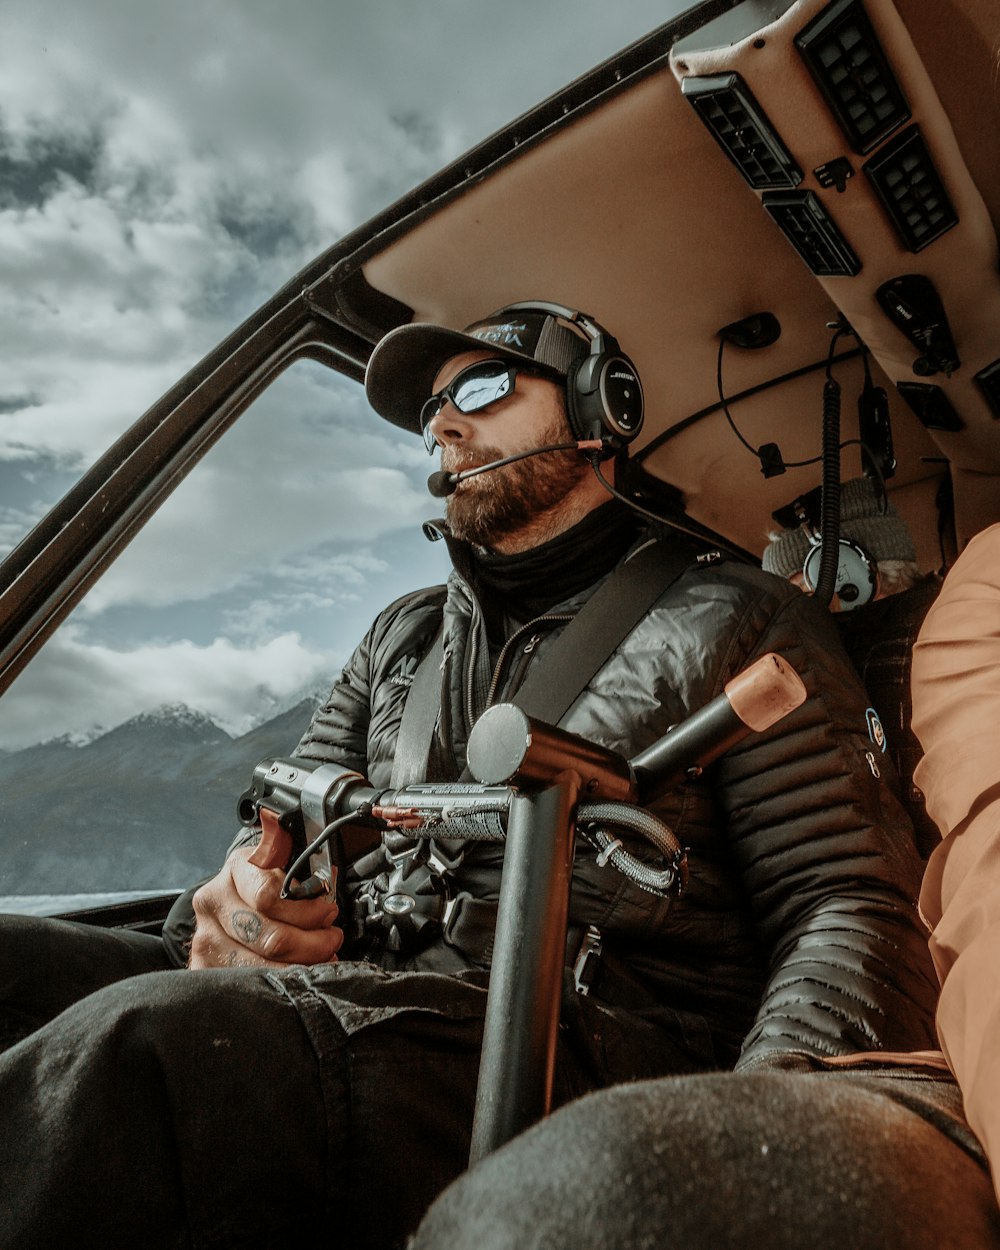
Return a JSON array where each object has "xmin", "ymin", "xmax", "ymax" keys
[
  {"xmin": 0, "ymin": 692, "xmax": 324, "ymax": 897},
  {"xmin": 124, "ymin": 703, "xmax": 232, "ymax": 737}
]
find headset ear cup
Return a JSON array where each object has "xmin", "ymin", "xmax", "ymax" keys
[
  {"xmin": 571, "ymin": 352, "xmax": 644, "ymax": 450},
  {"xmin": 502, "ymin": 302, "xmax": 644, "ymax": 449},
  {"xmin": 601, "ymin": 352, "xmax": 644, "ymax": 443},
  {"xmin": 802, "ymin": 539, "xmax": 878, "ymax": 609}
]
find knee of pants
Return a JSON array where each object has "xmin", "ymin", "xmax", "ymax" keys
[
  {"xmin": 55, "ymin": 965, "xmax": 318, "ymax": 1094},
  {"xmin": 3, "ymin": 963, "xmax": 327, "ymax": 1174},
  {"xmin": 18, "ymin": 968, "xmax": 328, "ymax": 1191},
  {"xmin": 0, "ymin": 912, "xmax": 171, "ymax": 1046},
  {"xmin": 412, "ymin": 1072, "xmax": 1000, "ymax": 1250},
  {"xmin": 1, "ymin": 967, "xmax": 333, "ymax": 1243}
]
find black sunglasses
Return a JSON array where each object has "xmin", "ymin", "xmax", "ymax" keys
[{"xmin": 419, "ymin": 359, "xmax": 558, "ymax": 453}]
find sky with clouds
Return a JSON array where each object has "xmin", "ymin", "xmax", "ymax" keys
[{"xmin": 0, "ymin": 0, "xmax": 684, "ymax": 751}]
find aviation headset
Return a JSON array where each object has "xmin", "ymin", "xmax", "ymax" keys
[
  {"xmin": 766, "ymin": 481, "xmax": 888, "ymax": 610},
  {"xmin": 501, "ymin": 300, "xmax": 645, "ymax": 452},
  {"xmin": 801, "ymin": 537, "xmax": 879, "ymax": 608}
]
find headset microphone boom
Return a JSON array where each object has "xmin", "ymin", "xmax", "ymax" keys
[{"xmin": 426, "ymin": 439, "xmax": 605, "ymax": 498}]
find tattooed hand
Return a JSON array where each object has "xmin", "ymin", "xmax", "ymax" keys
[{"xmin": 188, "ymin": 845, "xmax": 344, "ymax": 970}]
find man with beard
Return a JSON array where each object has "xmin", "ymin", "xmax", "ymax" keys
[{"xmin": 0, "ymin": 305, "xmax": 960, "ymax": 1248}]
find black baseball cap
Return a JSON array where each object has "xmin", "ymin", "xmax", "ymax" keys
[{"xmin": 364, "ymin": 305, "xmax": 591, "ymax": 435}]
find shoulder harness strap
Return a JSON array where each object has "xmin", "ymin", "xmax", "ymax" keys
[
  {"xmin": 392, "ymin": 538, "xmax": 702, "ymax": 784},
  {"xmin": 390, "ymin": 626, "xmax": 445, "ymax": 787},
  {"xmin": 513, "ymin": 538, "xmax": 696, "ymax": 726}
]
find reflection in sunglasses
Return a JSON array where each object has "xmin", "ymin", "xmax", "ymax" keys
[{"xmin": 420, "ymin": 360, "xmax": 554, "ymax": 454}]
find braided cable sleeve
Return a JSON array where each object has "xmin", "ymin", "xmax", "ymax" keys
[
  {"xmin": 372, "ymin": 798, "xmax": 687, "ymax": 896},
  {"xmin": 577, "ymin": 800, "xmax": 688, "ymax": 896}
]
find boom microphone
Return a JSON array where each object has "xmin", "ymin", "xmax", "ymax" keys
[
  {"xmin": 427, "ymin": 470, "xmax": 462, "ymax": 498},
  {"xmin": 427, "ymin": 440, "xmax": 605, "ymax": 497}
]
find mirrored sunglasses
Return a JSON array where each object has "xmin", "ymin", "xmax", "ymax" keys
[{"xmin": 419, "ymin": 359, "xmax": 556, "ymax": 454}]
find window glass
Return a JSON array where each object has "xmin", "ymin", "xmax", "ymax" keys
[
  {"xmin": 0, "ymin": 363, "xmax": 450, "ymax": 912},
  {"xmin": 0, "ymin": 0, "xmax": 691, "ymax": 913}
]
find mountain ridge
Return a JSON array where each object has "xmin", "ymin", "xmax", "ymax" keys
[
  {"xmin": 0, "ymin": 690, "xmax": 327, "ymax": 896},
  {"xmin": 14, "ymin": 679, "xmax": 331, "ymax": 755}
]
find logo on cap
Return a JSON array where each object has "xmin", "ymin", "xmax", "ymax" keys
[{"xmin": 472, "ymin": 321, "xmax": 529, "ymax": 349}]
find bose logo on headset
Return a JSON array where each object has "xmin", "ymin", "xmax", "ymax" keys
[{"xmin": 501, "ymin": 300, "xmax": 645, "ymax": 454}]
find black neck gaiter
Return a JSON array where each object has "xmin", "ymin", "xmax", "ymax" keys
[{"xmin": 469, "ymin": 501, "xmax": 641, "ymax": 636}]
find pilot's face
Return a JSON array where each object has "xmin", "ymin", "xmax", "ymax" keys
[
  {"xmin": 424, "ymin": 350, "xmax": 590, "ymax": 549},
  {"xmin": 424, "ymin": 350, "xmax": 567, "ymax": 460}
]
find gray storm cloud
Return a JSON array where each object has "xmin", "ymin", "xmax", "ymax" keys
[{"xmin": 0, "ymin": 0, "xmax": 680, "ymax": 750}]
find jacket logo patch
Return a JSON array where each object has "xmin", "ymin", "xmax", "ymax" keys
[
  {"xmin": 866, "ymin": 707, "xmax": 887, "ymax": 752},
  {"xmin": 388, "ymin": 654, "xmax": 419, "ymax": 688}
]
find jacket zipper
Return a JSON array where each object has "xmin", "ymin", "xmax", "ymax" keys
[
  {"xmin": 453, "ymin": 575, "xmax": 487, "ymax": 734},
  {"xmin": 485, "ymin": 613, "xmax": 574, "ymax": 708}
]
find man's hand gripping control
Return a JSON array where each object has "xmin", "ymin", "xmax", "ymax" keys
[{"xmin": 189, "ymin": 845, "xmax": 343, "ymax": 969}]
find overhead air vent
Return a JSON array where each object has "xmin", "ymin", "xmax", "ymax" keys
[
  {"xmin": 762, "ymin": 191, "xmax": 861, "ymax": 276},
  {"xmin": 681, "ymin": 72, "xmax": 802, "ymax": 190},
  {"xmin": 895, "ymin": 382, "xmax": 964, "ymax": 432},
  {"xmin": 974, "ymin": 360, "xmax": 1000, "ymax": 420},
  {"xmin": 795, "ymin": 0, "xmax": 910, "ymax": 154},
  {"xmin": 864, "ymin": 127, "xmax": 958, "ymax": 252}
]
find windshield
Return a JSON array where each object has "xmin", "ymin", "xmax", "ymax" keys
[{"xmin": 0, "ymin": 1, "xmax": 695, "ymax": 908}]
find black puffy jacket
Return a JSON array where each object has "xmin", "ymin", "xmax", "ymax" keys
[{"xmin": 296, "ymin": 524, "xmax": 939, "ymax": 1071}]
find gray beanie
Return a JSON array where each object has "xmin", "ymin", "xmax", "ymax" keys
[{"xmin": 762, "ymin": 478, "xmax": 917, "ymax": 579}]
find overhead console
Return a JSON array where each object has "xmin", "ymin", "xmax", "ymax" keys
[{"xmin": 670, "ymin": 0, "xmax": 1000, "ymax": 506}]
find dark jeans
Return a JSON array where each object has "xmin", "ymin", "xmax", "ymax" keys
[
  {"xmin": 413, "ymin": 1068, "xmax": 1000, "ymax": 1249},
  {"xmin": 3, "ymin": 914, "xmax": 998, "ymax": 1250},
  {"xmin": 0, "ymin": 915, "xmax": 481, "ymax": 1248},
  {"xmin": 0, "ymin": 913, "xmax": 700, "ymax": 1249}
]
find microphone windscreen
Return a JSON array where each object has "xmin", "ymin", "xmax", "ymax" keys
[{"xmin": 426, "ymin": 470, "xmax": 457, "ymax": 498}]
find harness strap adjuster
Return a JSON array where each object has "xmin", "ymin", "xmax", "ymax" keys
[{"xmin": 572, "ymin": 924, "xmax": 603, "ymax": 996}]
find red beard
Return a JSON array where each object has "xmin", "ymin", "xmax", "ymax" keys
[{"xmin": 441, "ymin": 425, "xmax": 590, "ymax": 549}]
